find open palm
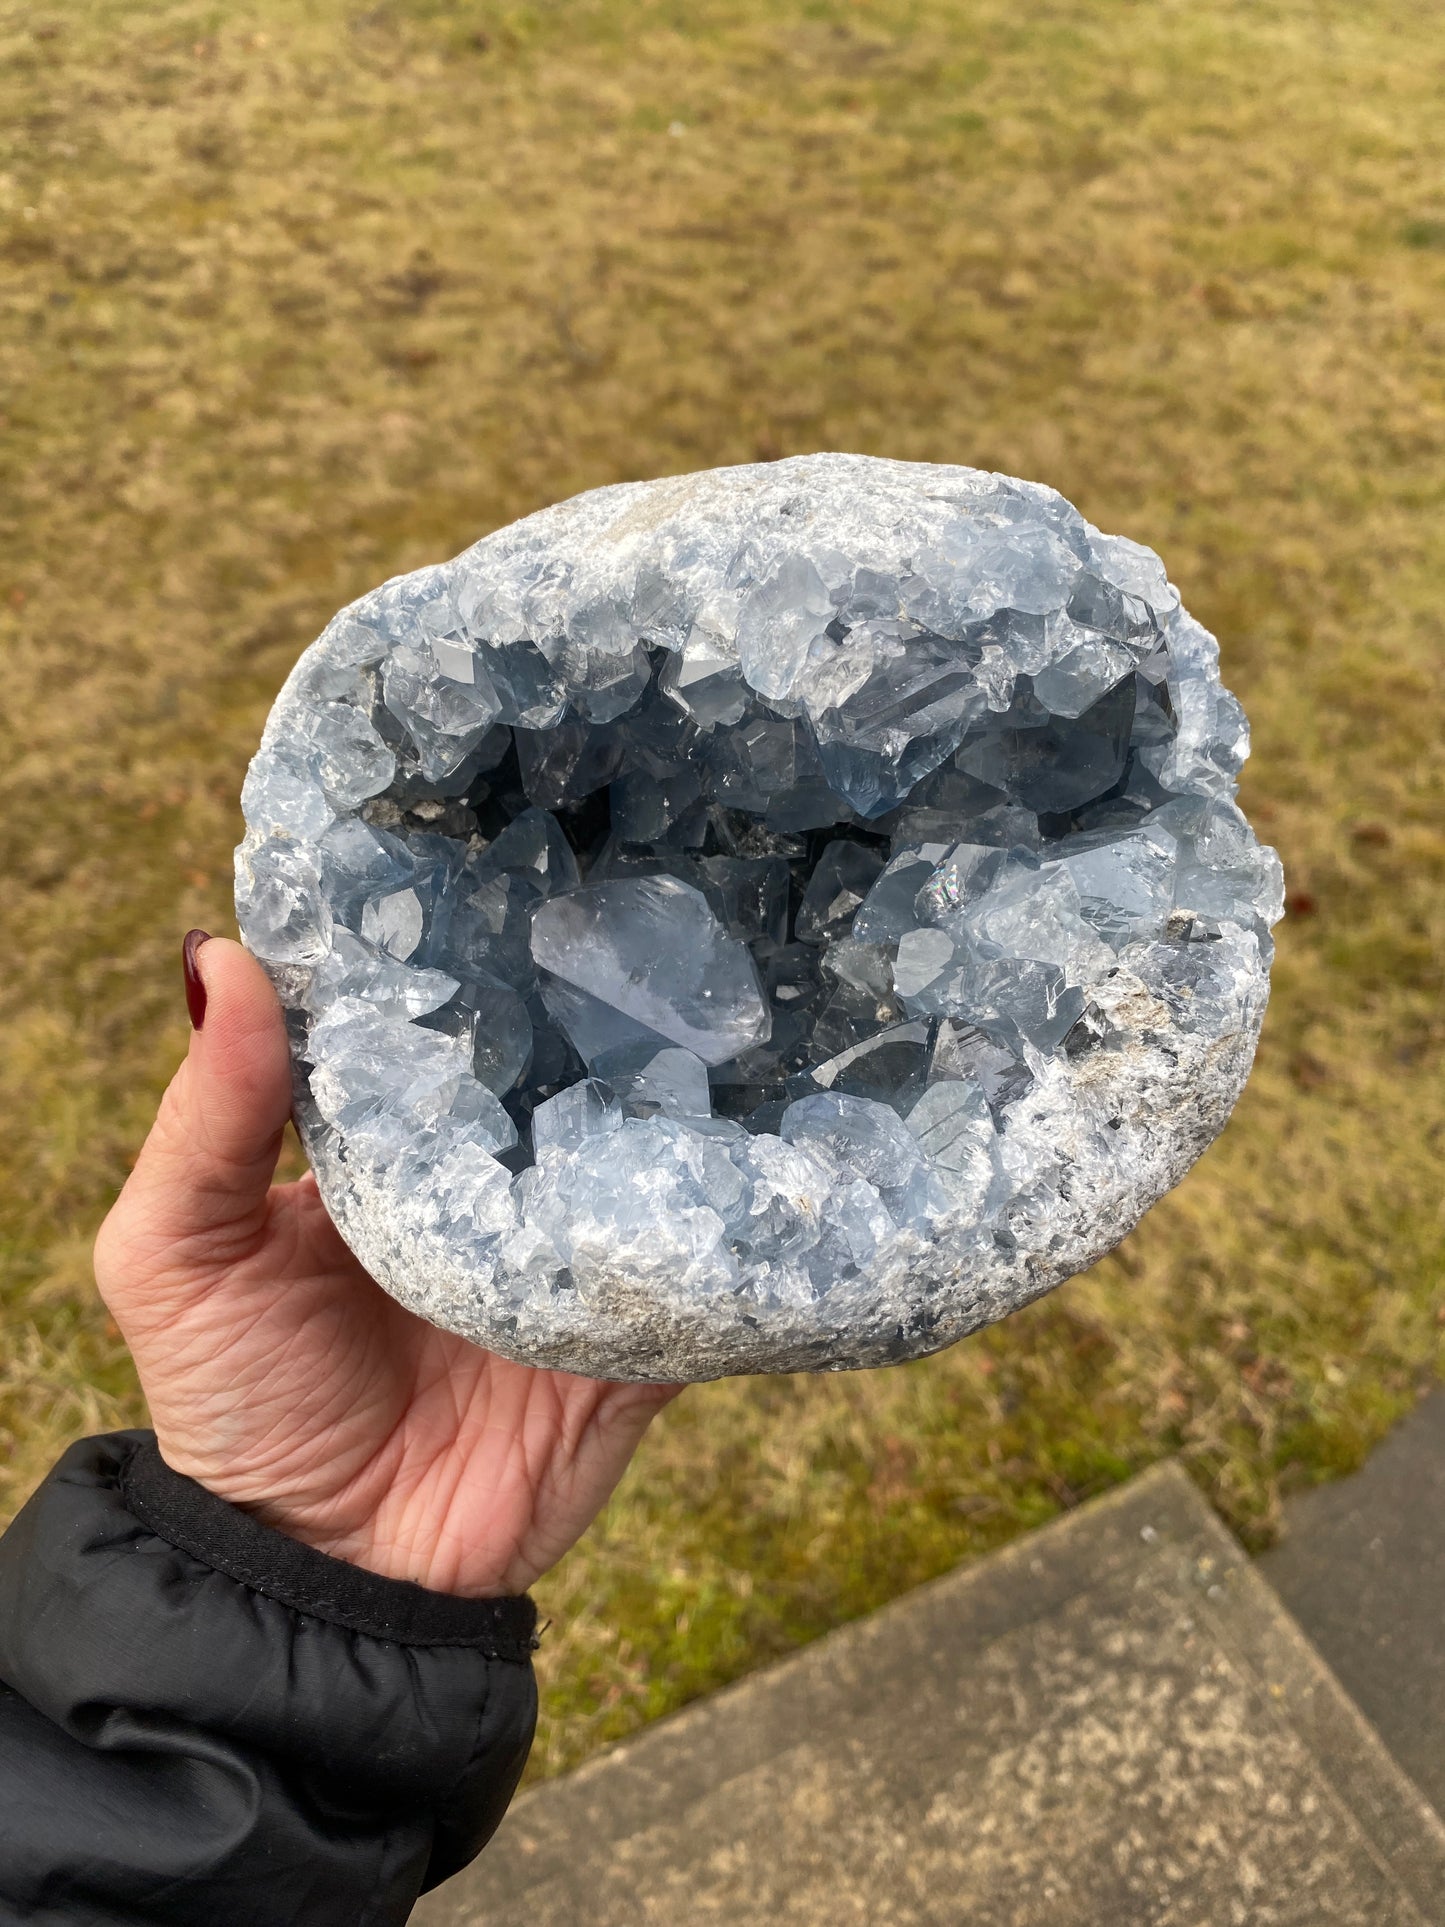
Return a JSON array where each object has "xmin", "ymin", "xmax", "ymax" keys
[{"xmin": 94, "ymin": 938, "xmax": 678, "ymax": 1597}]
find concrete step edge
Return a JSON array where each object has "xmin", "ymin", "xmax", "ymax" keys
[{"xmin": 416, "ymin": 1460, "xmax": 1445, "ymax": 1924}]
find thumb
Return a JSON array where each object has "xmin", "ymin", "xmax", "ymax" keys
[{"xmin": 98, "ymin": 935, "xmax": 294, "ymax": 1288}]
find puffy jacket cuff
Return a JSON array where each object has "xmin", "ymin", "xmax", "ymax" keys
[
  {"xmin": 0, "ymin": 1432, "xmax": 540, "ymax": 1926},
  {"xmin": 121, "ymin": 1434, "xmax": 538, "ymax": 1654}
]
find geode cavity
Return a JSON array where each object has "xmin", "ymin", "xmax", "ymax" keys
[{"xmin": 236, "ymin": 456, "xmax": 1282, "ymax": 1380}]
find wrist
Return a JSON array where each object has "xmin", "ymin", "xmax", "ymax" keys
[
  {"xmin": 121, "ymin": 1435, "xmax": 538, "ymax": 1632},
  {"xmin": 240, "ymin": 1507, "xmax": 516, "ymax": 1599},
  {"xmin": 150, "ymin": 1440, "xmax": 524, "ymax": 1599}
]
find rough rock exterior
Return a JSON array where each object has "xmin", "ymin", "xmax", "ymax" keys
[{"xmin": 236, "ymin": 455, "xmax": 1282, "ymax": 1380}]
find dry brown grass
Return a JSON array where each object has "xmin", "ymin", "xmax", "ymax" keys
[{"xmin": 1, "ymin": 0, "xmax": 1442, "ymax": 1777}]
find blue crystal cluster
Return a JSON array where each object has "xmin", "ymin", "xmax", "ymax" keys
[{"xmin": 237, "ymin": 457, "xmax": 1281, "ymax": 1378}]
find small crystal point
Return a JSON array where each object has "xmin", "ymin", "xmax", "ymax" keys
[
  {"xmin": 905, "ymin": 1079, "xmax": 997, "ymax": 1216},
  {"xmin": 610, "ymin": 1047, "xmax": 713, "ymax": 1122},
  {"xmin": 795, "ymin": 839, "xmax": 887, "ymax": 945},
  {"xmin": 361, "ymin": 886, "xmax": 424, "ymax": 962},
  {"xmin": 781, "ymin": 1089, "xmax": 927, "ymax": 1206},
  {"xmin": 531, "ymin": 1077, "xmax": 622, "ymax": 1158},
  {"xmin": 468, "ymin": 805, "xmax": 581, "ymax": 898}
]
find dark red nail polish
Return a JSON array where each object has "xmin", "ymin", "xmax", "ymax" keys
[{"xmin": 183, "ymin": 929, "xmax": 212, "ymax": 1030}]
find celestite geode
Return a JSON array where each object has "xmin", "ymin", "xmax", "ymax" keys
[{"xmin": 236, "ymin": 456, "xmax": 1282, "ymax": 1380}]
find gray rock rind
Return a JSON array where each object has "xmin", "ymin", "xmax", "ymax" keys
[{"xmin": 238, "ymin": 455, "xmax": 1280, "ymax": 1382}]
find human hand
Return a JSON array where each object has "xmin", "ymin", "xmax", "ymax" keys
[{"xmin": 94, "ymin": 935, "xmax": 680, "ymax": 1597}]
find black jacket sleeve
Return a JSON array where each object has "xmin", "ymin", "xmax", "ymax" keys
[{"xmin": 0, "ymin": 1431, "xmax": 538, "ymax": 1926}]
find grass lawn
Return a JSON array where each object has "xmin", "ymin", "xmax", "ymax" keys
[{"xmin": 1, "ymin": 0, "xmax": 1442, "ymax": 1779}]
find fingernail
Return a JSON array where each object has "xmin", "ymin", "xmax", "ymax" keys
[{"xmin": 183, "ymin": 929, "xmax": 212, "ymax": 1030}]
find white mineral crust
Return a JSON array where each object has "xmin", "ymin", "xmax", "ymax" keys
[{"xmin": 236, "ymin": 455, "xmax": 1282, "ymax": 1380}]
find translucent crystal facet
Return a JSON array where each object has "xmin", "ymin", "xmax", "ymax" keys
[
  {"xmin": 530, "ymin": 877, "xmax": 771, "ymax": 1066},
  {"xmin": 239, "ymin": 455, "xmax": 1280, "ymax": 1381}
]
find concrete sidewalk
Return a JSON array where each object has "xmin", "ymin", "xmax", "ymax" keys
[
  {"xmin": 414, "ymin": 1462, "xmax": 1445, "ymax": 1926},
  {"xmin": 1262, "ymin": 1389, "xmax": 1445, "ymax": 1817}
]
